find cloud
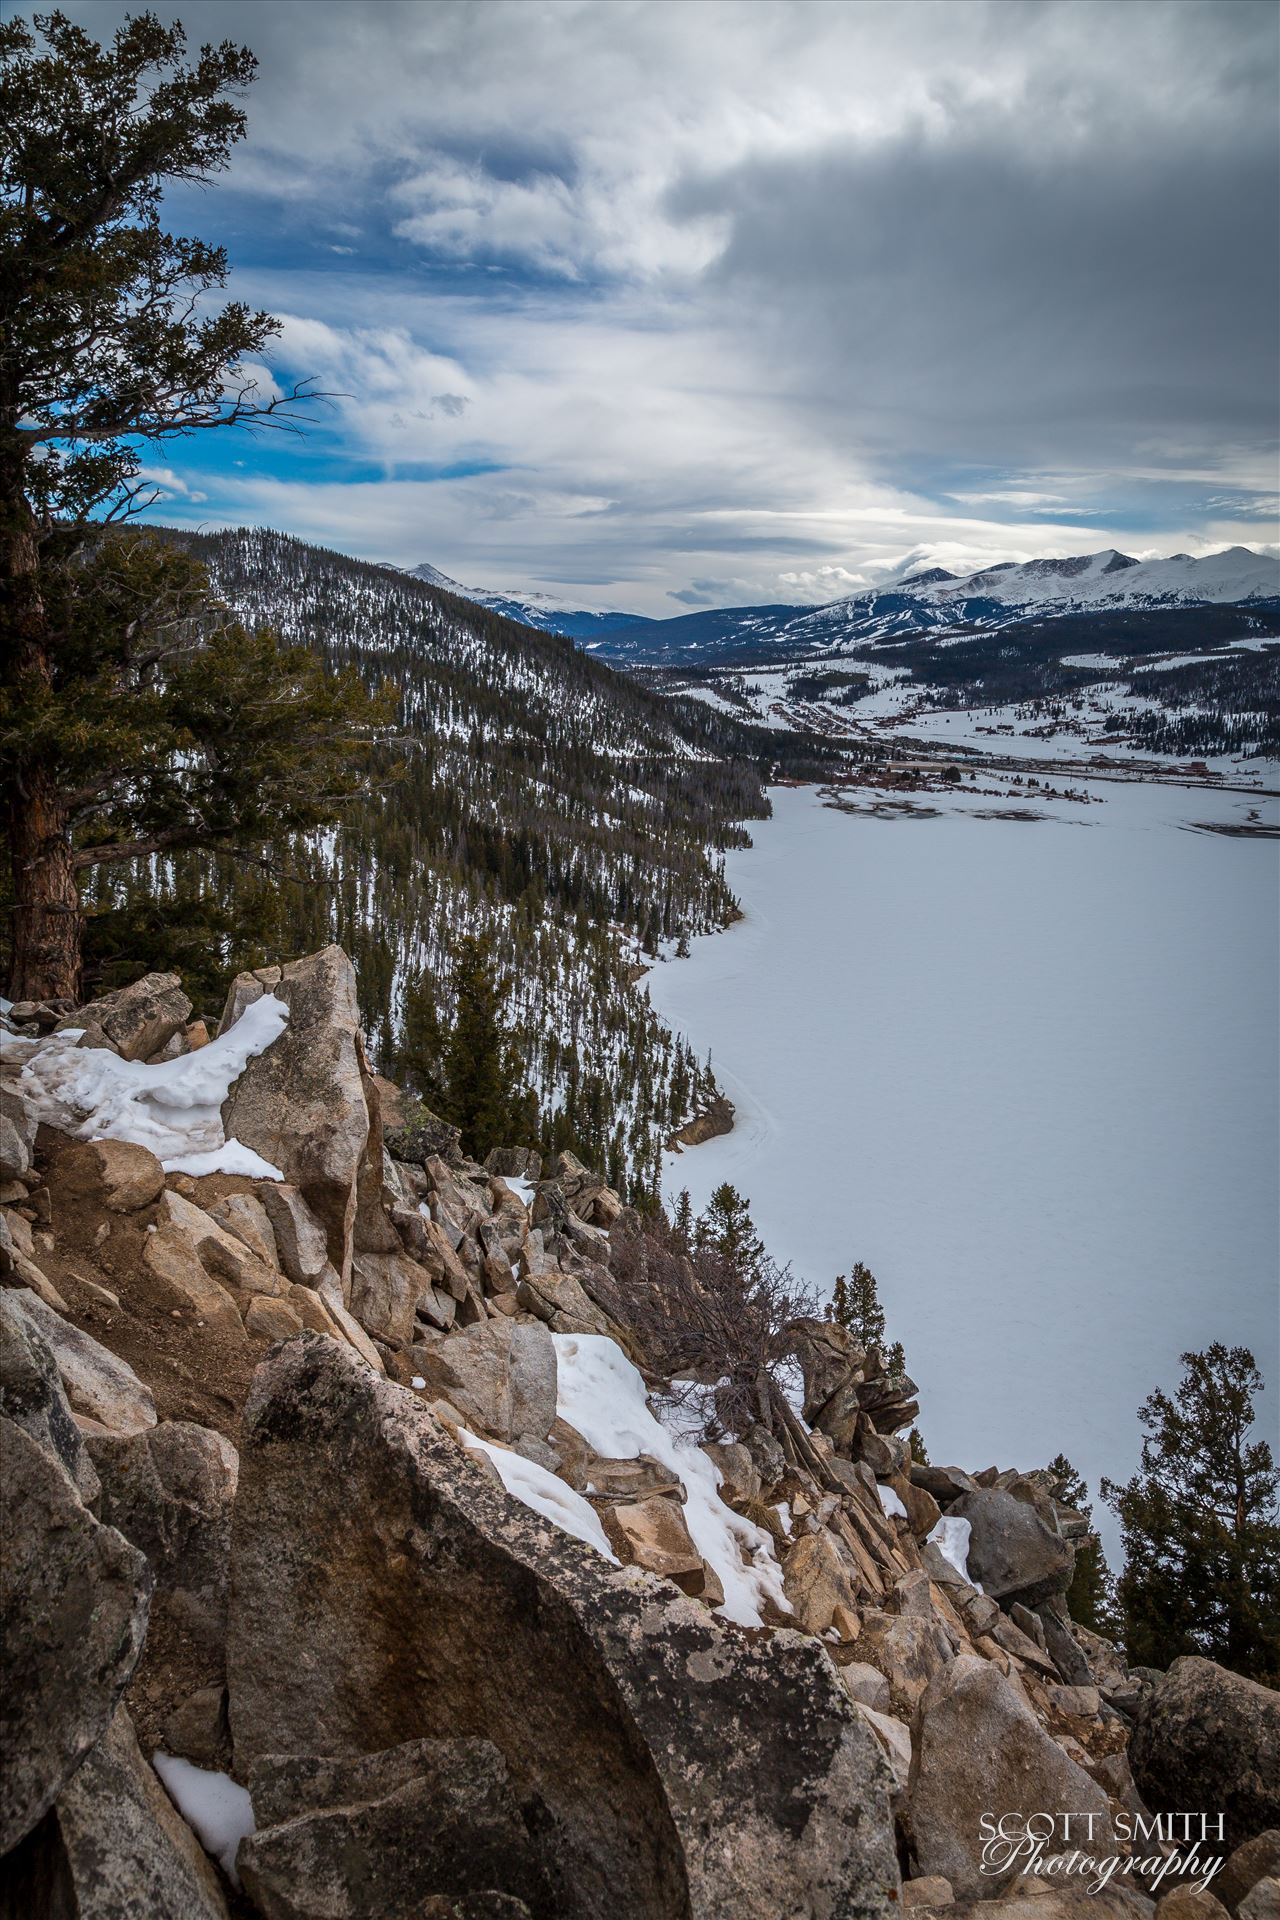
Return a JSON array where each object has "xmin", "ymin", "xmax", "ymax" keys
[{"xmin": 51, "ymin": 0, "xmax": 1280, "ymax": 608}]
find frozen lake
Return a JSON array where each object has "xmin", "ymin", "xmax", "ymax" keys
[{"xmin": 648, "ymin": 777, "xmax": 1280, "ymax": 1561}]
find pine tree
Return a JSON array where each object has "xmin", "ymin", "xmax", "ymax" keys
[
  {"xmin": 695, "ymin": 1183, "xmax": 765, "ymax": 1281},
  {"xmin": 672, "ymin": 1189, "xmax": 694, "ymax": 1246},
  {"xmin": 828, "ymin": 1271, "xmax": 852, "ymax": 1328},
  {"xmin": 1, "ymin": 11, "xmax": 328, "ymax": 998},
  {"xmin": 909, "ymin": 1427, "xmax": 930, "ymax": 1466},
  {"xmin": 1046, "ymin": 1453, "xmax": 1117, "ymax": 1639},
  {"xmin": 834, "ymin": 1260, "xmax": 888, "ymax": 1351},
  {"xmin": 435, "ymin": 932, "xmax": 537, "ymax": 1162},
  {"xmin": 1102, "ymin": 1346, "xmax": 1280, "ymax": 1683}
]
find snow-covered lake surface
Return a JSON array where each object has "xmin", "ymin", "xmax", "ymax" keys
[{"xmin": 648, "ymin": 778, "xmax": 1280, "ymax": 1561}]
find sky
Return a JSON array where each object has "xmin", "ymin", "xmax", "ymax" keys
[{"xmin": 47, "ymin": 0, "xmax": 1280, "ymax": 615}]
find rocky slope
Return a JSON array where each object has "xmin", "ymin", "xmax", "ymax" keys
[{"xmin": 2, "ymin": 953, "xmax": 1278, "ymax": 1919}]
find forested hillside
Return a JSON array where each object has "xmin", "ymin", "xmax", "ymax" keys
[{"xmin": 78, "ymin": 528, "xmax": 839, "ymax": 1199}]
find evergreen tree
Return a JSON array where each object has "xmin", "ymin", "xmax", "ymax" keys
[
  {"xmin": 909, "ymin": 1427, "xmax": 930, "ymax": 1466},
  {"xmin": 1102, "ymin": 1346, "xmax": 1280, "ymax": 1683},
  {"xmin": 831, "ymin": 1260, "xmax": 888, "ymax": 1351},
  {"xmin": 434, "ymin": 932, "xmax": 537, "ymax": 1161},
  {"xmin": 1046, "ymin": 1453, "xmax": 1117, "ymax": 1639},
  {"xmin": 1, "ymin": 531, "xmax": 389, "ymax": 998},
  {"xmin": 695, "ymin": 1183, "xmax": 765, "ymax": 1281},
  {"xmin": 1, "ymin": 11, "xmax": 328, "ymax": 997},
  {"xmin": 672, "ymin": 1189, "xmax": 694, "ymax": 1246}
]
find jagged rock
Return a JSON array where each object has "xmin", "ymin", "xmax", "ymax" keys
[
  {"xmin": 88, "ymin": 1421, "xmax": 238, "ymax": 1666},
  {"xmin": 703, "ymin": 1440, "xmax": 760, "ymax": 1509},
  {"xmin": 350, "ymin": 1246, "xmax": 433, "ymax": 1347},
  {"xmin": 1130, "ymin": 1658, "xmax": 1280, "ymax": 1854},
  {"xmin": 668, "ymin": 1094, "xmax": 735, "ymax": 1150},
  {"xmin": 385, "ymin": 1104, "xmax": 464, "ymax": 1168},
  {"xmin": 888, "ymin": 1469, "xmax": 943, "ymax": 1538},
  {"xmin": 838, "ymin": 1662, "xmax": 892, "ymax": 1713},
  {"xmin": 0, "ymin": 1086, "xmax": 39, "ymax": 1180},
  {"xmin": 410, "ymin": 1320, "xmax": 557, "ymax": 1445},
  {"xmin": 946, "ymin": 1488, "xmax": 1074, "ymax": 1606},
  {"xmin": 258, "ymin": 1182, "xmax": 332, "ymax": 1285},
  {"xmin": 1218, "ymin": 1834, "xmax": 1280, "ymax": 1917},
  {"xmin": 3, "ymin": 1239, "xmax": 68, "ymax": 1309},
  {"xmin": 790, "ymin": 1317, "xmax": 865, "ymax": 1426},
  {"xmin": 0, "ymin": 1420, "xmax": 151, "ymax": 1854},
  {"xmin": 142, "ymin": 1221, "xmax": 251, "ymax": 1339},
  {"xmin": 227, "ymin": 1334, "xmax": 901, "ymax": 1920},
  {"xmin": 782, "ymin": 1530, "xmax": 863, "ymax": 1635},
  {"xmin": 582, "ymin": 1453, "xmax": 683, "ymax": 1502},
  {"xmin": 59, "ymin": 1138, "xmax": 166, "ymax": 1212},
  {"xmin": 62, "ymin": 971, "xmax": 192, "ymax": 1062},
  {"xmin": 219, "ymin": 947, "xmax": 371, "ymax": 1284},
  {"xmin": 239, "ymin": 1738, "xmax": 556, "ymax": 1920},
  {"xmin": 0, "ymin": 1289, "xmax": 100, "ymax": 1502},
  {"xmin": 910, "ymin": 1464, "xmax": 978, "ymax": 1505},
  {"xmin": 548, "ymin": 1416, "xmax": 591, "ymax": 1490},
  {"xmin": 0, "ymin": 1706, "xmax": 230, "ymax": 1919},
  {"xmin": 159, "ymin": 1188, "xmax": 286, "ymax": 1300},
  {"xmin": 855, "ymin": 1610, "xmax": 955, "ymax": 1718},
  {"xmin": 600, "ymin": 1495, "xmax": 705, "ymax": 1591},
  {"xmin": 852, "ymin": 1702, "xmax": 913, "ymax": 1796},
  {"xmin": 484, "ymin": 1147, "xmax": 541, "ymax": 1180},
  {"xmin": 515, "ymin": 1264, "xmax": 613, "ymax": 1337},
  {"xmin": 905, "ymin": 1655, "xmax": 1116, "ymax": 1898},
  {"xmin": 861, "ymin": 1427, "xmax": 910, "ymax": 1476},
  {"xmin": 245, "ymin": 1295, "xmax": 306, "ymax": 1339},
  {"xmin": 1037, "ymin": 1597, "xmax": 1096, "ymax": 1686},
  {"xmin": 162, "ymin": 1686, "xmax": 232, "ymax": 1771},
  {"xmin": 207, "ymin": 1191, "xmax": 279, "ymax": 1267},
  {"xmin": 314, "ymin": 1272, "xmax": 386, "ymax": 1372},
  {"xmin": 6, "ymin": 1287, "xmax": 156, "ymax": 1433}
]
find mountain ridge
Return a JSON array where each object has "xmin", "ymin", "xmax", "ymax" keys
[{"xmin": 409, "ymin": 546, "xmax": 1278, "ymax": 667}]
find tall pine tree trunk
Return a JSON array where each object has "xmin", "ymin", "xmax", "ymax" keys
[
  {"xmin": 2, "ymin": 433, "xmax": 82, "ymax": 1002},
  {"xmin": 5, "ymin": 763, "xmax": 81, "ymax": 1002}
]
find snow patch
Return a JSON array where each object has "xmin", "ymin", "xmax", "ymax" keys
[
  {"xmin": 458, "ymin": 1427, "xmax": 619, "ymax": 1564},
  {"xmin": 152, "ymin": 1752, "xmax": 254, "ymax": 1885},
  {"xmin": 552, "ymin": 1332, "xmax": 790, "ymax": 1627},
  {"xmin": 877, "ymin": 1483, "xmax": 908, "ymax": 1520},
  {"xmin": 20, "ymin": 993, "xmax": 289, "ymax": 1175},
  {"xmin": 927, "ymin": 1514, "xmax": 980, "ymax": 1588}
]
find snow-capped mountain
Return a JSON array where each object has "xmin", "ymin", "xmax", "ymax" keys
[
  {"xmin": 889, "ymin": 545, "xmax": 1278, "ymax": 613},
  {"xmin": 408, "ymin": 561, "xmax": 654, "ymax": 644},
  {"xmin": 589, "ymin": 546, "xmax": 1280, "ymax": 664}
]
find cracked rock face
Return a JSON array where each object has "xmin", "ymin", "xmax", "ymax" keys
[
  {"xmin": 227, "ymin": 1334, "xmax": 900, "ymax": 1920},
  {"xmin": 0, "ymin": 1419, "xmax": 151, "ymax": 1856}
]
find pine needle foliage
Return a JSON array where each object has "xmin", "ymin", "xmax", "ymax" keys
[{"xmin": 1103, "ymin": 1345, "xmax": 1280, "ymax": 1683}]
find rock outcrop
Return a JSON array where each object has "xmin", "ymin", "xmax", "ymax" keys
[
  {"xmin": 1130, "ymin": 1659, "xmax": 1280, "ymax": 1853},
  {"xmin": 219, "ymin": 947, "xmax": 373, "ymax": 1285},
  {"xmin": 1, "ymin": 946, "xmax": 1261, "ymax": 1918},
  {"xmin": 0, "ymin": 1419, "xmax": 150, "ymax": 1855},
  {"xmin": 227, "ymin": 1333, "xmax": 901, "ymax": 1920}
]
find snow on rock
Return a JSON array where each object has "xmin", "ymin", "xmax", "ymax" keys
[
  {"xmin": 877, "ymin": 1483, "xmax": 908, "ymax": 1521},
  {"xmin": 928, "ymin": 1514, "xmax": 979, "ymax": 1588},
  {"xmin": 152, "ymin": 1751, "xmax": 255, "ymax": 1885},
  {"xmin": 552, "ymin": 1332, "xmax": 790, "ymax": 1628},
  {"xmin": 20, "ymin": 993, "xmax": 289, "ymax": 1176},
  {"xmin": 458, "ymin": 1426, "xmax": 619, "ymax": 1564}
]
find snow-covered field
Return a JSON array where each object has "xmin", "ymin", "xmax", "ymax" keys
[{"xmin": 647, "ymin": 779, "xmax": 1280, "ymax": 1562}]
